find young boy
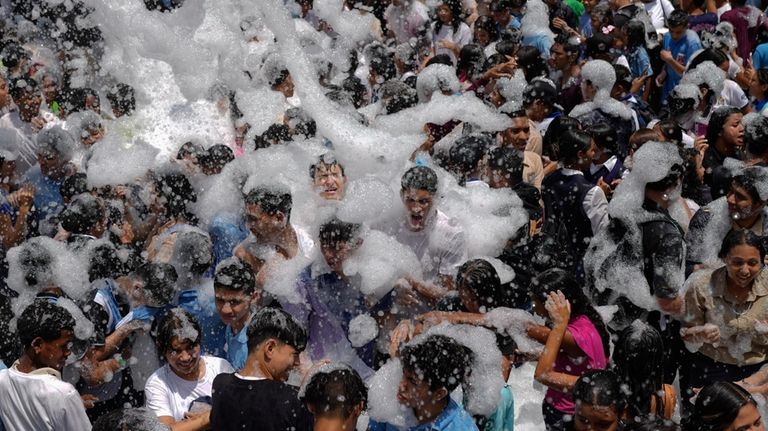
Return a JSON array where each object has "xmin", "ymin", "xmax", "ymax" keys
[
  {"xmin": 368, "ymin": 334, "xmax": 479, "ymax": 431},
  {"xmin": 659, "ymin": 10, "xmax": 701, "ymax": 103},
  {"xmin": 210, "ymin": 307, "xmax": 312, "ymax": 431},
  {"xmin": 0, "ymin": 301, "xmax": 92, "ymax": 430},
  {"xmin": 301, "ymin": 366, "xmax": 368, "ymax": 431},
  {"xmin": 212, "ymin": 256, "xmax": 258, "ymax": 369}
]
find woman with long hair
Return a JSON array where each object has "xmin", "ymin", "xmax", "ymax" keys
[
  {"xmin": 682, "ymin": 381, "xmax": 764, "ymax": 431},
  {"xmin": 429, "ymin": 0, "xmax": 472, "ymax": 65}
]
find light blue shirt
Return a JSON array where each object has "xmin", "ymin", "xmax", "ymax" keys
[
  {"xmin": 484, "ymin": 386, "xmax": 514, "ymax": 431},
  {"xmin": 224, "ymin": 323, "xmax": 249, "ymax": 370},
  {"xmin": 368, "ymin": 399, "xmax": 480, "ymax": 431},
  {"xmin": 23, "ymin": 165, "xmax": 64, "ymax": 237}
]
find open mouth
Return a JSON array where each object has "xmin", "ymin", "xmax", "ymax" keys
[{"xmin": 409, "ymin": 213, "xmax": 424, "ymax": 226}]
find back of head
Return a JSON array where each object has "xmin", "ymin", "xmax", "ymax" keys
[
  {"xmin": 400, "ymin": 334, "xmax": 472, "ymax": 393},
  {"xmin": 60, "ymin": 193, "xmax": 104, "ymax": 234},
  {"xmin": 449, "ymin": 135, "xmax": 492, "ymax": 180},
  {"xmin": 244, "ymin": 185, "xmax": 293, "ymax": 220},
  {"xmin": 200, "ymin": 144, "xmax": 234, "ymax": 173},
  {"xmin": 214, "ymin": 256, "xmax": 256, "ymax": 293},
  {"xmin": 134, "ymin": 262, "xmax": 178, "ymax": 307},
  {"xmin": 18, "ymin": 300, "xmax": 75, "ymax": 350},
  {"xmin": 401, "ymin": 166, "xmax": 438, "ymax": 193},
  {"xmin": 36, "ymin": 126, "xmax": 75, "ymax": 162},
  {"xmin": 88, "ymin": 241, "xmax": 124, "ymax": 282},
  {"xmin": 612, "ymin": 320, "xmax": 665, "ymax": 417},
  {"xmin": 155, "ymin": 172, "xmax": 197, "ymax": 219},
  {"xmin": 488, "ymin": 146, "xmax": 524, "ymax": 185},
  {"xmin": 745, "ymin": 113, "xmax": 768, "ymax": 157},
  {"xmin": 302, "ymin": 366, "xmax": 368, "ymax": 419},
  {"xmin": 107, "ymin": 83, "xmax": 136, "ymax": 116},
  {"xmin": 60, "ymin": 173, "xmax": 89, "ymax": 202},
  {"xmin": 557, "ymin": 128, "xmax": 593, "ymax": 163},
  {"xmin": 93, "ymin": 407, "xmax": 170, "ymax": 431},
  {"xmin": 666, "ymin": 9, "xmax": 689, "ymax": 29},
  {"xmin": 684, "ymin": 382, "xmax": 756, "ymax": 431},
  {"xmin": 587, "ymin": 123, "xmax": 618, "ymax": 154},
  {"xmin": 516, "ymin": 45, "xmax": 548, "ymax": 81},
  {"xmin": 456, "ymin": 259, "xmax": 504, "ymax": 310},
  {"xmin": 246, "ymin": 307, "xmax": 307, "ymax": 352},
  {"xmin": 172, "ymin": 231, "xmax": 214, "ymax": 277},
  {"xmin": 573, "ymin": 369, "xmax": 625, "ymax": 414}
]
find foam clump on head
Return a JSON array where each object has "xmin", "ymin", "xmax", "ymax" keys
[
  {"xmin": 416, "ymin": 64, "xmax": 460, "ymax": 103},
  {"xmin": 581, "ymin": 59, "xmax": 616, "ymax": 93}
]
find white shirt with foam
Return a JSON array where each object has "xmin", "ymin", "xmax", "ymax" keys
[{"xmin": 393, "ymin": 209, "xmax": 467, "ymax": 281}]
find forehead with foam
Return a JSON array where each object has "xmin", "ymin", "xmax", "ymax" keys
[
  {"xmin": 581, "ymin": 60, "xmax": 616, "ymax": 91},
  {"xmin": 631, "ymin": 141, "xmax": 682, "ymax": 184}
]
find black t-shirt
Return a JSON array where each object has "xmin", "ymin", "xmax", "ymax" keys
[{"xmin": 211, "ymin": 373, "xmax": 313, "ymax": 431}]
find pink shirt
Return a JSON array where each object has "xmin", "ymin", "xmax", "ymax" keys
[{"xmin": 545, "ymin": 315, "xmax": 608, "ymax": 414}]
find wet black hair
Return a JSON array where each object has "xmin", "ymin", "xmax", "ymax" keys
[
  {"xmin": 309, "ymin": 153, "xmax": 346, "ymax": 180},
  {"xmin": 244, "ymin": 186, "xmax": 293, "ymax": 221},
  {"xmin": 176, "ymin": 141, "xmax": 205, "ymax": 161},
  {"xmin": 106, "ymin": 83, "xmax": 136, "ymax": 116},
  {"xmin": 656, "ymin": 119, "xmax": 684, "ymax": 145},
  {"xmin": 88, "ymin": 242, "xmax": 124, "ymax": 282},
  {"xmin": 495, "ymin": 39, "xmax": 519, "ymax": 57},
  {"xmin": 246, "ymin": 307, "xmax": 308, "ymax": 352},
  {"xmin": 434, "ymin": 0, "xmax": 465, "ymax": 38},
  {"xmin": 488, "ymin": 146, "xmax": 524, "ymax": 186},
  {"xmin": 553, "ymin": 34, "xmax": 580, "ymax": 55},
  {"xmin": 688, "ymin": 48, "xmax": 729, "ymax": 71},
  {"xmin": 200, "ymin": 144, "xmax": 234, "ymax": 173},
  {"xmin": 93, "ymin": 408, "xmax": 170, "ymax": 431},
  {"xmin": 154, "ymin": 172, "xmax": 197, "ymax": 222},
  {"xmin": 449, "ymin": 134, "xmax": 492, "ymax": 183},
  {"xmin": 214, "ymin": 256, "xmax": 256, "ymax": 293},
  {"xmin": 666, "ymin": 9, "xmax": 689, "ymax": 29},
  {"xmin": 319, "ymin": 218, "xmax": 361, "ymax": 246},
  {"xmin": 19, "ymin": 240, "xmax": 54, "ymax": 287},
  {"xmin": 586, "ymin": 123, "xmax": 618, "ymax": 154},
  {"xmin": 682, "ymin": 382, "xmax": 757, "ymax": 431},
  {"xmin": 342, "ymin": 76, "xmax": 367, "ymax": 109},
  {"xmin": 369, "ymin": 49, "xmax": 397, "ymax": 83},
  {"xmin": 718, "ymin": 229, "xmax": 766, "ymax": 261},
  {"xmin": 9, "ymin": 77, "xmax": 38, "ymax": 101},
  {"xmin": 613, "ymin": 64, "xmax": 633, "ymax": 93},
  {"xmin": 2, "ymin": 43, "xmax": 30, "ymax": 70},
  {"xmin": 611, "ymin": 321, "xmax": 666, "ymax": 418},
  {"xmin": 155, "ymin": 308, "xmax": 202, "ymax": 356},
  {"xmin": 516, "ymin": 45, "xmax": 549, "ymax": 82},
  {"xmin": 69, "ymin": 87, "xmax": 100, "ymax": 113},
  {"xmin": 425, "ymin": 54, "xmax": 454, "ymax": 67},
  {"xmin": 263, "ymin": 123, "xmax": 292, "ymax": 144},
  {"xmin": 572, "ymin": 369, "xmax": 626, "ymax": 415},
  {"xmin": 731, "ymin": 166, "xmax": 767, "ymax": 204},
  {"xmin": 18, "ymin": 300, "xmax": 75, "ymax": 350},
  {"xmin": 746, "ymin": 114, "xmax": 768, "ymax": 157},
  {"xmin": 456, "ymin": 44, "xmax": 485, "ymax": 77},
  {"xmin": 401, "ymin": 166, "xmax": 438, "ymax": 194},
  {"xmin": 285, "ymin": 107, "xmax": 317, "ymax": 139},
  {"xmin": 60, "ymin": 173, "xmax": 89, "ymax": 202},
  {"xmin": 625, "ymin": 19, "xmax": 647, "ymax": 49},
  {"xmin": 532, "ymin": 268, "xmax": 610, "ymax": 355},
  {"xmin": 302, "ymin": 368, "xmax": 368, "ymax": 419},
  {"xmin": 474, "ymin": 15, "xmax": 499, "ymax": 43},
  {"xmin": 557, "ymin": 129, "xmax": 593, "ymax": 163},
  {"xmin": 133, "ymin": 262, "xmax": 178, "ymax": 307},
  {"xmin": 456, "ymin": 259, "xmax": 505, "ymax": 310},
  {"xmin": 542, "ymin": 116, "xmax": 581, "ymax": 160},
  {"xmin": 173, "ymin": 231, "xmax": 214, "ymax": 277},
  {"xmin": 624, "ymin": 416, "xmax": 681, "ymax": 431},
  {"xmin": 60, "ymin": 193, "xmax": 104, "ymax": 235},
  {"xmin": 706, "ymin": 106, "xmax": 742, "ymax": 151},
  {"xmin": 400, "ymin": 334, "xmax": 472, "ymax": 393},
  {"xmin": 646, "ymin": 162, "xmax": 684, "ymax": 192}
]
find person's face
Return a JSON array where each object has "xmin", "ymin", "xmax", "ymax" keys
[
  {"xmin": 397, "ymin": 368, "xmax": 435, "ymax": 409},
  {"xmin": 573, "ymin": 401, "xmax": 620, "ymax": 431},
  {"xmin": 85, "ymin": 94, "xmax": 100, "ymax": 113},
  {"xmin": 215, "ymin": 288, "xmax": 256, "ymax": 328},
  {"xmin": 165, "ymin": 337, "xmax": 201, "ymax": 378},
  {"xmin": 727, "ymin": 184, "xmax": 762, "ymax": 220},
  {"xmin": 313, "ymin": 164, "xmax": 346, "ymax": 201},
  {"xmin": 525, "ymin": 100, "xmax": 547, "ymax": 122},
  {"xmin": 549, "ymin": 44, "xmax": 571, "ymax": 71},
  {"xmin": 725, "ymin": 403, "xmax": 765, "ymax": 431},
  {"xmin": 37, "ymin": 150, "xmax": 63, "ymax": 178},
  {"xmin": 245, "ymin": 203, "xmax": 286, "ymax": 242},
  {"xmin": 492, "ymin": 8, "xmax": 511, "ymax": 25},
  {"xmin": 16, "ymin": 90, "xmax": 42, "ymax": 117},
  {"xmin": 577, "ymin": 141, "xmax": 598, "ymax": 169},
  {"xmin": 668, "ymin": 25, "xmax": 687, "ymax": 42},
  {"xmin": 81, "ymin": 125, "xmax": 105, "ymax": 147},
  {"xmin": 321, "ymin": 239, "xmax": 360, "ymax": 274},
  {"xmin": 33, "ymin": 329, "xmax": 73, "ymax": 371},
  {"xmin": 401, "ymin": 188, "xmax": 435, "ymax": 232},
  {"xmin": 267, "ymin": 341, "xmax": 301, "ymax": 382},
  {"xmin": 502, "ymin": 117, "xmax": 531, "ymax": 151},
  {"xmin": 0, "ymin": 78, "xmax": 9, "ymax": 108},
  {"xmin": 42, "ymin": 76, "xmax": 58, "ymax": 104},
  {"xmin": 720, "ymin": 113, "xmax": 745, "ymax": 149},
  {"xmin": 458, "ymin": 284, "xmax": 481, "ymax": 313},
  {"xmin": 583, "ymin": 0, "xmax": 598, "ymax": 12},
  {"xmin": 474, "ymin": 27, "xmax": 491, "ymax": 47},
  {"xmin": 276, "ymin": 75, "xmax": 295, "ymax": 98},
  {"xmin": 725, "ymin": 244, "xmax": 763, "ymax": 290},
  {"xmin": 437, "ymin": 4, "xmax": 453, "ymax": 23},
  {"xmin": 750, "ymin": 75, "xmax": 768, "ymax": 100}
]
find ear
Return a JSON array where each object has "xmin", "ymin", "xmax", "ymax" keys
[
  {"xmin": 433, "ymin": 387, "xmax": 449, "ymax": 401},
  {"xmin": 30, "ymin": 336, "xmax": 44, "ymax": 353},
  {"xmin": 306, "ymin": 403, "xmax": 316, "ymax": 414},
  {"xmin": 352, "ymin": 401, "xmax": 365, "ymax": 417},
  {"xmin": 263, "ymin": 339, "xmax": 278, "ymax": 358}
]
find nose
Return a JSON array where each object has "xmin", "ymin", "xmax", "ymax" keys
[{"xmin": 222, "ymin": 302, "xmax": 232, "ymax": 314}]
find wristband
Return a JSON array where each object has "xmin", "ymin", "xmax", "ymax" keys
[{"xmin": 115, "ymin": 354, "xmax": 127, "ymax": 370}]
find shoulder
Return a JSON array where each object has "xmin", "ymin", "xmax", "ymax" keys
[
  {"xmin": 144, "ymin": 365, "xmax": 171, "ymax": 390},
  {"xmin": 205, "ymin": 356, "xmax": 234, "ymax": 373},
  {"xmin": 212, "ymin": 372, "xmax": 236, "ymax": 389}
]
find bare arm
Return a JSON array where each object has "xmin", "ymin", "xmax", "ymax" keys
[{"xmin": 158, "ymin": 411, "xmax": 210, "ymax": 431}]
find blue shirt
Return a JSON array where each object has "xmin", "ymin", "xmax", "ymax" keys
[
  {"xmin": 209, "ymin": 214, "xmax": 248, "ymax": 270},
  {"xmin": 484, "ymin": 386, "xmax": 514, "ymax": 431},
  {"xmin": 177, "ymin": 289, "xmax": 227, "ymax": 357},
  {"xmin": 224, "ymin": 323, "xmax": 249, "ymax": 370},
  {"xmin": 522, "ymin": 34, "xmax": 553, "ymax": 59},
  {"xmin": 662, "ymin": 30, "xmax": 702, "ymax": 101},
  {"xmin": 627, "ymin": 46, "xmax": 653, "ymax": 79},
  {"xmin": 23, "ymin": 165, "xmax": 64, "ymax": 236},
  {"xmin": 368, "ymin": 399, "xmax": 480, "ymax": 431},
  {"xmin": 753, "ymin": 43, "xmax": 768, "ymax": 69}
]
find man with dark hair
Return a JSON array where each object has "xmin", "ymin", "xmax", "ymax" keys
[
  {"xmin": 60, "ymin": 193, "xmax": 107, "ymax": 248},
  {"xmin": 301, "ymin": 366, "xmax": 368, "ymax": 431},
  {"xmin": 1, "ymin": 77, "xmax": 45, "ymax": 171},
  {"xmin": 0, "ymin": 301, "xmax": 91, "ymax": 429},
  {"xmin": 368, "ymin": 334, "xmax": 478, "ymax": 430},
  {"xmin": 522, "ymin": 78, "xmax": 562, "ymax": 136},
  {"xmin": 499, "ymin": 108, "xmax": 544, "ymax": 190},
  {"xmin": 309, "ymin": 153, "xmax": 347, "ymax": 201},
  {"xmin": 210, "ymin": 307, "xmax": 312, "ymax": 431},
  {"xmin": 548, "ymin": 34, "xmax": 583, "ymax": 113},
  {"xmin": 106, "ymin": 83, "xmax": 136, "ymax": 118},
  {"xmin": 213, "ymin": 257, "xmax": 258, "ymax": 369},
  {"xmin": 199, "ymin": 144, "xmax": 234, "ymax": 176}
]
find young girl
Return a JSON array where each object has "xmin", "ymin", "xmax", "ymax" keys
[
  {"xmin": 571, "ymin": 370, "xmax": 625, "ymax": 431},
  {"xmin": 682, "ymin": 382, "xmax": 764, "ymax": 431},
  {"xmin": 749, "ymin": 68, "xmax": 768, "ymax": 116},
  {"xmin": 429, "ymin": 0, "xmax": 472, "ymax": 65},
  {"xmin": 528, "ymin": 268, "xmax": 609, "ymax": 431}
]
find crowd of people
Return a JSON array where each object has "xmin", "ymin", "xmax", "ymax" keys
[{"xmin": 0, "ymin": 0, "xmax": 768, "ymax": 429}]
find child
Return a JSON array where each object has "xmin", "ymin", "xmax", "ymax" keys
[
  {"xmin": 571, "ymin": 370, "xmax": 626, "ymax": 431},
  {"xmin": 212, "ymin": 257, "xmax": 258, "ymax": 369},
  {"xmin": 659, "ymin": 10, "xmax": 702, "ymax": 103},
  {"xmin": 368, "ymin": 334, "xmax": 479, "ymax": 431},
  {"xmin": 210, "ymin": 307, "xmax": 312, "ymax": 431},
  {"xmin": 301, "ymin": 366, "xmax": 368, "ymax": 431}
]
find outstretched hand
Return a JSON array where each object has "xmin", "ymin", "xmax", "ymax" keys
[{"xmin": 545, "ymin": 290, "xmax": 571, "ymax": 327}]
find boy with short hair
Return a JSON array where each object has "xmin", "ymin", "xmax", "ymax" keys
[
  {"xmin": 659, "ymin": 10, "xmax": 701, "ymax": 102},
  {"xmin": 368, "ymin": 334, "xmax": 479, "ymax": 431},
  {"xmin": 0, "ymin": 301, "xmax": 92, "ymax": 430},
  {"xmin": 301, "ymin": 366, "xmax": 368, "ymax": 431},
  {"xmin": 210, "ymin": 307, "xmax": 312, "ymax": 431},
  {"xmin": 212, "ymin": 256, "xmax": 258, "ymax": 369}
]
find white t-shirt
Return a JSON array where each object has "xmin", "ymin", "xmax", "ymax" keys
[
  {"xmin": 644, "ymin": 0, "xmax": 674, "ymax": 29},
  {"xmin": 392, "ymin": 209, "xmax": 467, "ymax": 281},
  {"xmin": 0, "ymin": 367, "xmax": 92, "ymax": 430},
  {"xmin": 145, "ymin": 356, "xmax": 234, "ymax": 421},
  {"xmin": 717, "ymin": 79, "xmax": 750, "ymax": 110},
  {"xmin": 430, "ymin": 21, "xmax": 473, "ymax": 65}
]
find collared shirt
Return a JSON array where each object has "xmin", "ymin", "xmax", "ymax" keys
[
  {"xmin": 683, "ymin": 267, "xmax": 768, "ymax": 365},
  {"xmin": 368, "ymin": 399, "xmax": 480, "ymax": 431},
  {"xmin": 560, "ymin": 168, "xmax": 609, "ymax": 235},
  {"xmin": 589, "ymin": 155, "xmax": 618, "ymax": 177},
  {"xmin": 225, "ymin": 322, "xmax": 249, "ymax": 370}
]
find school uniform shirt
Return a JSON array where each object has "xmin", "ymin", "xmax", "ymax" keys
[
  {"xmin": 224, "ymin": 323, "xmax": 249, "ymax": 370},
  {"xmin": 144, "ymin": 356, "xmax": 234, "ymax": 421},
  {"xmin": 643, "ymin": 0, "xmax": 674, "ymax": 29},
  {"xmin": 0, "ymin": 364, "xmax": 92, "ymax": 431},
  {"xmin": 430, "ymin": 21, "xmax": 472, "ymax": 65},
  {"xmin": 661, "ymin": 30, "xmax": 702, "ymax": 101},
  {"xmin": 368, "ymin": 398, "xmax": 480, "ymax": 431}
]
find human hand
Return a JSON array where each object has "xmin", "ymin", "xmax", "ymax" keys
[
  {"xmin": 16, "ymin": 185, "xmax": 34, "ymax": 210},
  {"xmin": 389, "ymin": 319, "xmax": 415, "ymax": 358},
  {"xmin": 545, "ymin": 290, "xmax": 571, "ymax": 327},
  {"xmin": 438, "ymin": 39, "xmax": 456, "ymax": 51},
  {"xmin": 416, "ymin": 311, "xmax": 451, "ymax": 327},
  {"xmin": 694, "ymin": 135, "xmax": 708, "ymax": 154},
  {"xmin": 30, "ymin": 116, "xmax": 46, "ymax": 132},
  {"xmin": 630, "ymin": 70, "xmax": 651, "ymax": 94},
  {"xmin": 597, "ymin": 177, "xmax": 613, "ymax": 198},
  {"xmin": 81, "ymin": 394, "xmax": 98, "ymax": 409},
  {"xmin": 660, "ymin": 50, "xmax": 673, "ymax": 63},
  {"xmin": 393, "ymin": 278, "xmax": 422, "ymax": 308},
  {"xmin": 680, "ymin": 324, "xmax": 719, "ymax": 344}
]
